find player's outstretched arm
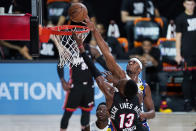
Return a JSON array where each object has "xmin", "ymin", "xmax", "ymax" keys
[{"xmin": 83, "ymin": 18, "xmax": 126, "ymax": 80}]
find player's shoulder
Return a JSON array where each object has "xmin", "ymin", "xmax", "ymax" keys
[{"xmin": 143, "ymin": 82, "xmax": 151, "ymax": 95}]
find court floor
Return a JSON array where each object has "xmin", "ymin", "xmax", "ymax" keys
[{"xmin": 0, "ymin": 113, "xmax": 196, "ymax": 131}]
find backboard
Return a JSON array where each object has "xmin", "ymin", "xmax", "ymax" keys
[{"xmin": 0, "ymin": 0, "xmax": 43, "ymax": 57}]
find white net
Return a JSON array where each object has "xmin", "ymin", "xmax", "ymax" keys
[{"xmin": 53, "ymin": 26, "xmax": 89, "ymax": 68}]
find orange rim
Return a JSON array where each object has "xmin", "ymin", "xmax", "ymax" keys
[
  {"xmin": 39, "ymin": 25, "xmax": 89, "ymax": 42},
  {"xmin": 48, "ymin": 25, "xmax": 89, "ymax": 35}
]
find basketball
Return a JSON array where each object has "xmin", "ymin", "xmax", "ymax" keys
[{"xmin": 68, "ymin": 3, "xmax": 88, "ymax": 23}]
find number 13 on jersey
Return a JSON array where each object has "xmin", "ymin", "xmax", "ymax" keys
[{"xmin": 119, "ymin": 113, "xmax": 135, "ymax": 128}]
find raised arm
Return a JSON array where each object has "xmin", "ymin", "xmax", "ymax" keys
[{"xmin": 83, "ymin": 18, "xmax": 126, "ymax": 80}]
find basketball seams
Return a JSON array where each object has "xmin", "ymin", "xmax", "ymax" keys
[
  {"xmin": 69, "ymin": 3, "xmax": 87, "ymax": 22},
  {"xmin": 70, "ymin": 6, "xmax": 82, "ymax": 20}
]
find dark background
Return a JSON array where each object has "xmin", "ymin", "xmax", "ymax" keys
[
  {"xmin": 87, "ymin": 0, "xmax": 185, "ymax": 36},
  {"xmin": 0, "ymin": 0, "xmax": 185, "ymax": 35}
]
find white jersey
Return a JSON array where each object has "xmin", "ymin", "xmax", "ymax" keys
[{"xmin": 89, "ymin": 120, "xmax": 111, "ymax": 131}]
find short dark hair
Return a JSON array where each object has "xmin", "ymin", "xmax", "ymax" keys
[
  {"xmin": 141, "ymin": 37, "xmax": 153, "ymax": 44},
  {"xmin": 124, "ymin": 80, "xmax": 138, "ymax": 99},
  {"xmin": 96, "ymin": 102, "xmax": 106, "ymax": 111},
  {"xmin": 184, "ymin": 0, "xmax": 195, "ymax": 2}
]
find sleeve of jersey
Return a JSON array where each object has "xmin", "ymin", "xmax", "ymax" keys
[
  {"xmin": 175, "ymin": 16, "xmax": 182, "ymax": 33},
  {"xmin": 121, "ymin": 0, "xmax": 129, "ymax": 11},
  {"xmin": 81, "ymin": 52, "xmax": 102, "ymax": 79}
]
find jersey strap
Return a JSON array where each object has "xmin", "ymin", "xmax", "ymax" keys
[
  {"xmin": 108, "ymin": 121, "xmax": 115, "ymax": 131},
  {"xmin": 141, "ymin": 80, "xmax": 146, "ymax": 98}
]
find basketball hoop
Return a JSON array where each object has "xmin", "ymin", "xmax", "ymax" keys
[{"xmin": 39, "ymin": 25, "xmax": 90, "ymax": 68}]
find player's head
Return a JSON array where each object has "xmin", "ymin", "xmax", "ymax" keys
[
  {"xmin": 184, "ymin": 0, "xmax": 195, "ymax": 12},
  {"xmin": 96, "ymin": 102, "xmax": 109, "ymax": 121},
  {"xmin": 117, "ymin": 79, "xmax": 138, "ymax": 99},
  {"xmin": 126, "ymin": 57, "xmax": 143, "ymax": 75}
]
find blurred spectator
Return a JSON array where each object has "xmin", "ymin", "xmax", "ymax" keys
[
  {"xmin": 107, "ymin": 20, "xmax": 120, "ymax": 38},
  {"xmin": 0, "ymin": 0, "xmax": 12, "ymax": 13},
  {"xmin": 13, "ymin": 0, "xmax": 31, "ymax": 14},
  {"xmin": 121, "ymin": 0, "xmax": 167, "ymax": 50},
  {"xmin": 130, "ymin": 38, "xmax": 172, "ymax": 113},
  {"xmin": 90, "ymin": 23, "xmax": 130, "ymax": 59},
  {"xmin": 175, "ymin": 0, "xmax": 196, "ymax": 112},
  {"xmin": 0, "ymin": 40, "xmax": 32, "ymax": 60},
  {"xmin": 166, "ymin": 20, "xmax": 176, "ymax": 39},
  {"xmin": 39, "ymin": 0, "xmax": 71, "ymax": 59},
  {"xmin": 47, "ymin": 0, "xmax": 71, "ymax": 25}
]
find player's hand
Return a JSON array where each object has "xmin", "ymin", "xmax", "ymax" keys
[
  {"xmin": 83, "ymin": 16, "xmax": 96, "ymax": 31},
  {"xmin": 140, "ymin": 112, "xmax": 147, "ymax": 121},
  {"xmin": 103, "ymin": 71, "xmax": 119, "ymax": 85},
  {"xmin": 103, "ymin": 71, "xmax": 114, "ymax": 83},
  {"xmin": 175, "ymin": 55, "xmax": 183, "ymax": 65},
  {"xmin": 61, "ymin": 79, "xmax": 71, "ymax": 93}
]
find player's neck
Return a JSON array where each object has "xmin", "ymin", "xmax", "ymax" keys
[
  {"xmin": 128, "ymin": 74, "xmax": 139, "ymax": 83},
  {"xmin": 96, "ymin": 119, "xmax": 108, "ymax": 129}
]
